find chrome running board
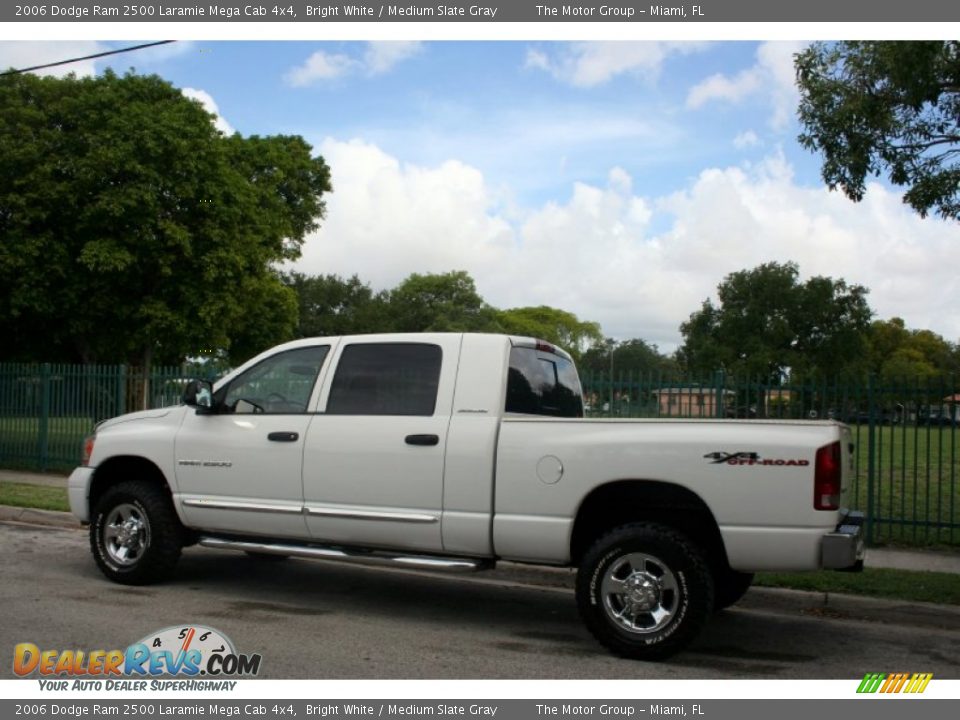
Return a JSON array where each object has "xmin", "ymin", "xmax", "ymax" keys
[{"xmin": 198, "ymin": 536, "xmax": 493, "ymax": 573}]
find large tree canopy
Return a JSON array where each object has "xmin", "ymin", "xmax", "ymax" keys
[
  {"xmin": 867, "ymin": 317, "xmax": 959, "ymax": 383},
  {"xmin": 0, "ymin": 69, "xmax": 331, "ymax": 366},
  {"xmin": 796, "ymin": 41, "xmax": 960, "ymax": 220},
  {"xmin": 495, "ymin": 306, "xmax": 602, "ymax": 361},
  {"xmin": 284, "ymin": 270, "xmax": 607, "ymax": 362},
  {"xmin": 285, "ymin": 272, "xmax": 389, "ymax": 338},
  {"xmin": 386, "ymin": 270, "xmax": 499, "ymax": 333},
  {"xmin": 579, "ymin": 338, "xmax": 678, "ymax": 377},
  {"xmin": 677, "ymin": 262, "xmax": 872, "ymax": 381}
]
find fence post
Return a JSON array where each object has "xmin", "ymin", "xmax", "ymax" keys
[
  {"xmin": 866, "ymin": 375, "xmax": 876, "ymax": 545},
  {"xmin": 714, "ymin": 370, "xmax": 725, "ymax": 418},
  {"xmin": 116, "ymin": 365, "xmax": 127, "ymax": 416},
  {"xmin": 38, "ymin": 363, "xmax": 51, "ymax": 471}
]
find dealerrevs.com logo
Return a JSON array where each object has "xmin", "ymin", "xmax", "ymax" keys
[{"xmin": 13, "ymin": 625, "xmax": 261, "ymax": 690}]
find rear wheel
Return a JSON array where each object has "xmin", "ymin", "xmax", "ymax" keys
[
  {"xmin": 576, "ymin": 523, "xmax": 713, "ymax": 660},
  {"xmin": 90, "ymin": 480, "xmax": 182, "ymax": 585}
]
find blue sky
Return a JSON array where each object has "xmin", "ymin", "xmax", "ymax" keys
[{"xmin": 3, "ymin": 39, "xmax": 958, "ymax": 351}]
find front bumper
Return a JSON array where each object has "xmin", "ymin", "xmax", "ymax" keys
[
  {"xmin": 821, "ymin": 510, "xmax": 865, "ymax": 571},
  {"xmin": 67, "ymin": 466, "xmax": 95, "ymax": 523}
]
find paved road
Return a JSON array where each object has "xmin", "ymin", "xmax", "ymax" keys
[{"xmin": 3, "ymin": 521, "xmax": 959, "ymax": 680}]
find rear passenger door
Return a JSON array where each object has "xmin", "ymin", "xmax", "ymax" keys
[{"xmin": 301, "ymin": 336, "xmax": 461, "ymax": 553}]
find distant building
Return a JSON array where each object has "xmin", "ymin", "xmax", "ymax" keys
[{"xmin": 653, "ymin": 387, "xmax": 733, "ymax": 418}]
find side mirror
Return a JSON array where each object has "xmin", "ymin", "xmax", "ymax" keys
[{"xmin": 182, "ymin": 379, "xmax": 214, "ymax": 413}]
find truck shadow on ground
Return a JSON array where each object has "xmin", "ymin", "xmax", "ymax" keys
[{"xmin": 168, "ymin": 550, "xmax": 857, "ymax": 677}]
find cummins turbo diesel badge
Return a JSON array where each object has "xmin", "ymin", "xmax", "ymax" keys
[{"xmin": 704, "ymin": 451, "xmax": 810, "ymax": 467}]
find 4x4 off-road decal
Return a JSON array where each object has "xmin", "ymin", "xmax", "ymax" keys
[{"xmin": 704, "ymin": 451, "xmax": 810, "ymax": 467}]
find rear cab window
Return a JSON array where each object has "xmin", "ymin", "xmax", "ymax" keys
[
  {"xmin": 326, "ymin": 343, "xmax": 443, "ymax": 416},
  {"xmin": 505, "ymin": 341, "xmax": 584, "ymax": 418}
]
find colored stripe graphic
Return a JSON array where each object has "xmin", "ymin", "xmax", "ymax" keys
[
  {"xmin": 904, "ymin": 673, "xmax": 933, "ymax": 694},
  {"xmin": 857, "ymin": 672, "xmax": 932, "ymax": 694},
  {"xmin": 857, "ymin": 673, "xmax": 885, "ymax": 693}
]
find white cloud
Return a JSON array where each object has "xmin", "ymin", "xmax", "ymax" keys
[
  {"xmin": 686, "ymin": 41, "xmax": 807, "ymax": 130},
  {"xmin": 284, "ymin": 51, "xmax": 357, "ymax": 86},
  {"xmin": 285, "ymin": 42, "xmax": 422, "ymax": 86},
  {"xmin": 0, "ymin": 41, "xmax": 108, "ymax": 78},
  {"xmin": 526, "ymin": 42, "xmax": 709, "ymax": 88},
  {"xmin": 294, "ymin": 140, "xmax": 960, "ymax": 352},
  {"xmin": 363, "ymin": 42, "xmax": 423, "ymax": 75},
  {"xmin": 181, "ymin": 88, "xmax": 235, "ymax": 135},
  {"xmin": 733, "ymin": 130, "xmax": 760, "ymax": 149},
  {"xmin": 687, "ymin": 68, "xmax": 762, "ymax": 108}
]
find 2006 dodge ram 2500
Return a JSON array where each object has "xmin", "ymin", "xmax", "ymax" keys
[{"xmin": 69, "ymin": 333, "xmax": 864, "ymax": 659}]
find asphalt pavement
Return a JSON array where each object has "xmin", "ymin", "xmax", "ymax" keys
[{"xmin": 3, "ymin": 521, "xmax": 959, "ymax": 679}]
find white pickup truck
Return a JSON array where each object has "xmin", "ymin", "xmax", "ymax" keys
[{"xmin": 69, "ymin": 333, "xmax": 863, "ymax": 659}]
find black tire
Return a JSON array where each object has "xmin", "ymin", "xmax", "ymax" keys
[
  {"xmin": 712, "ymin": 568, "xmax": 754, "ymax": 611},
  {"xmin": 576, "ymin": 523, "xmax": 713, "ymax": 660},
  {"xmin": 90, "ymin": 480, "xmax": 183, "ymax": 585}
]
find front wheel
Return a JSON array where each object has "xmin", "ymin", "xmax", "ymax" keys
[
  {"xmin": 576, "ymin": 523, "xmax": 713, "ymax": 660},
  {"xmin": 90, "ymin": 480, "xmax": 183, "ymax": 585}
]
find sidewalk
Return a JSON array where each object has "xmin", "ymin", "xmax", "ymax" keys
[{"xmin": 3, "ymin": 468, "xmax": 959, "ymax": 575}]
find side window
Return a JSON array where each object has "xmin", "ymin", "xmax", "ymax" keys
[
  {"xmin": 220, "ymin": 346, "xmax": 329, "ymax": 414},
  {"xmin": 327, "ymin": 343, "xmax": 442, "ymax": 416},
  {"xmin": 505, "ymin": 347, "xmax": 584, "ymax": 418}
]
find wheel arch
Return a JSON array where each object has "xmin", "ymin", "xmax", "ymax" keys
[
  {"xmin": 89, "ymin": 456, "xmax": 172, "ymax": 516},
  {"xmin": 570, "ymin": 479, "xmax": 729, "ymax": 571}
]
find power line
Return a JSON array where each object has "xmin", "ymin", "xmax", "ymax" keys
[{"xmin": 0, "ymin": 40, "xmax": 176, "ymax": 77}]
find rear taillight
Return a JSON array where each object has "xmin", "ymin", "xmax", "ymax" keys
[
  {"xmin": 814, "ymin": 441, "xmax": 842, "ymax": 510},
  {"xmin": 535, "ymin": 340, "xmax": 556, "ymax": 354},
  {"xmin": 82, "ymin": 435, "xmax": 96, "ymax": 466}
]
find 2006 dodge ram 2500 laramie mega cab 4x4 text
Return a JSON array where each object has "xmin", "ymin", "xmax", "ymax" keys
[{"xmin": 69, "ymin": 333, "xmax": 863, "ymax": 659}]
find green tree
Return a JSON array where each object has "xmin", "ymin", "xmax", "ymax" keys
[
  {"xmin": 496, "ymin": 306, "xmax": 602, "ymax": 360},
  {"xmin": 386, "ymin": 270, "xmax": 499, "ymax": 332},
  {"xmin": 285, "ymin": 272, "xmax": 391, "ymax": 338},
  {"xmin": 677, "ymin": 262, "xmax": 872, "ymax": 381},
  {"xmin": 579, "ymin": 338, "xmax": 678, "ymax": 376},
  {"xmin": 796, "ymin": 41, "xmax": 960, "ymax": 219},
  {"xmin": 867, "ymin": 317, "xmax": 958, "ymax": 383},
  {"xmin": 0, "ymin": 70, "xmax": 331, "ymax": 368}
]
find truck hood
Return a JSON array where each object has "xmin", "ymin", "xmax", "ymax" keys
[{"xmin": 96, "ymin": 407, "xmax": 177, "ymax": 432}]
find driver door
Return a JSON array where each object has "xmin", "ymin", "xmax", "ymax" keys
[{"xmin": 175, "ymin": 344, "xmax": 331, "ymax": 539}]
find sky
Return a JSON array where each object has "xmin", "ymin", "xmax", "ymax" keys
[{"xmin": 2, "ymin": 39, "xmax": 958, "ymax": 352}]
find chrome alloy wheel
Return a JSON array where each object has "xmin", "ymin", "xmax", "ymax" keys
[
  {"xmin": 600, "ymin": 552, "xmax": 680, "ymax": 634},
  {"xmin": 102, "ymin": 503, "xmax": 151, "ymax": 567}
]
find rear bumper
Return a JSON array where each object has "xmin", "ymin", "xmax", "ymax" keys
[{"xmin": 821, "ymin": 510, "xmax": 865, "ymax": 571}]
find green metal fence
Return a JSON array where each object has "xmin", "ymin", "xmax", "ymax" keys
[
  {"xmin": 0, "ymin": 361, "xmax": 957, "ymax": 547},
  {"xmin": 0, "ymin": 363, "xmax": 200, "ymax": 473},
  {"xmin": 580, "ymin": 370, "xmax": 960, "ymax": 547}
]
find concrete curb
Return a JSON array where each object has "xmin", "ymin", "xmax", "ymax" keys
[
  {"xmin": 0, "ymin": 504, "xmax": 81, "ymax": 529},
  {"xmin": 740, "ymin": 585, "xmax": 960, "ymax": 631}
]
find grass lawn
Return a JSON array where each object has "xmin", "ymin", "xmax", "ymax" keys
[
  {"xmin": 0, "ymin": 416, "xmax": 93, "ymax": 472},
  {"xmin": 847, "ymin": 424, "xmax": 960, "ymax": 547},
  {"xmin": 756, "ymin": 568, "xmax": 960, "ymax": 606},
  {"xmin": 0, "ymin": 481, "xmax": 70, "ymax": 512}
]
